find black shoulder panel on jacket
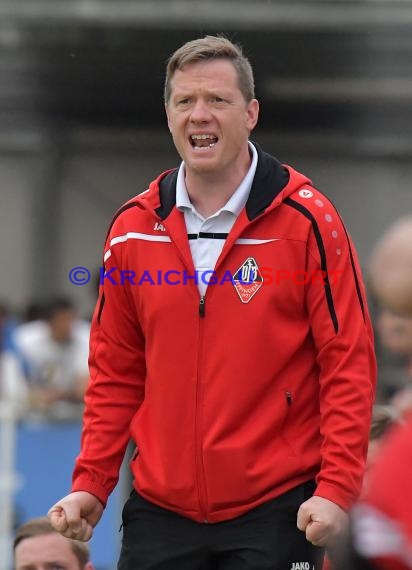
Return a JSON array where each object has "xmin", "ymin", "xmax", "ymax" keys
[
  {"xmin": 155, "ymin": 168, "xmax": 179, "ymax": 220},
  {"xmin": 246, "ymin": 142, "xmax": 290, "ymax": 221},
  {"xmin": 98, "ymin": 200, "xmax": 140, "ymax": 324},
  {"xmin": 104, "ymin": 201, "xmax": 140, "ymax": 245}
]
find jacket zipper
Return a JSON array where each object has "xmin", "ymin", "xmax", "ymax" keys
[
  {"xmin": 199, "ymin": 295, "xmax": 206, "ymax": 317},
  {"xmin": 195, "ymin": 294, "xmax": 209, "ymax": 521}
]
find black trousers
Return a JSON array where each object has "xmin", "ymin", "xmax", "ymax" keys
[{"xmin": 118, "ymin": 482, "xmax": 324, "ymax": 570}]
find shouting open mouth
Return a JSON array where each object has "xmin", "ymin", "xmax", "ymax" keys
[{"xmin": 189, "ymin": 134, "xmax": 218, "ymax": 149}]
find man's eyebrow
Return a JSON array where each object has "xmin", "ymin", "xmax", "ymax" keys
[{"xmin": 172, "ymin": 89, "xmax": 231, "ymax": 99}]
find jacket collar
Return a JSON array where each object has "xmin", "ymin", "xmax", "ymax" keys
[{"xmin": 155, "ymin": 142, "xmax": 290, "ymax": 221}]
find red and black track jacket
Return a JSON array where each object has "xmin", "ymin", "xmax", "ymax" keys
[{"xmin": 72, "ymin": 145, "xmax": 376, "ymax": 523}]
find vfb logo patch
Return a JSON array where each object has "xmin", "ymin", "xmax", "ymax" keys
[{"xmin": 232, "ymin": 257, "xmax": 263, "ymax": 303}]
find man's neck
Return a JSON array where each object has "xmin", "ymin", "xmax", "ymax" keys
[
  {"xmin": 185, "ymin": 162, "xmax": 251, "ymax": 219},
  {"xmin": 187, "ymin": 184, "xmax": 236, "ymax": 218}
]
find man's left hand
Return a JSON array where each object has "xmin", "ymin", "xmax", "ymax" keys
[{"xmin": 297, "ymin": 496, "xmax": 348, "ymax": 547}]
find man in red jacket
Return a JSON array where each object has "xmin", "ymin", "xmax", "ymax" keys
[{"xmin": 48, "ymin": 35, "xmax": 376, "ymax": 569}]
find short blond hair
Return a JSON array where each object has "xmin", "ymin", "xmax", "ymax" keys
[
  {"xmin": 14, "ymin": 517, "xmax": 90, "ymax": 568},
  {"xmin": 164, "ymin": 35, "xmax": 255, "ymax": 103}
]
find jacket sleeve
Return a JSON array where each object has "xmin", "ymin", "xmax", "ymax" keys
[
  {"xmin": 304, "ymin": 200, "xmax": 376, "ymax": 511},
  {"xmin": 71, "ymin": 217, "xmax": 146, "ymax": 506}
]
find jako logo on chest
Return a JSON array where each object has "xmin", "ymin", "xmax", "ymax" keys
[{"xmin": 291, "ymin": 563, "xmax": 311, "ymax": 570}]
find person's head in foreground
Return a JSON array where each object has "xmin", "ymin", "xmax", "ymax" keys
[{"xmin": 14, "ymin": 517, "xmax": 94, "ymax": 570}]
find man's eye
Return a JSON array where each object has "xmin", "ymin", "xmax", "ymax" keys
[
  {"xmin": 178, "ymin": 98, "xmax": 190, "ymax": 105},
  {"xmin": 212, "ymin": 96, "xmax": 224, "ymax": 103}
]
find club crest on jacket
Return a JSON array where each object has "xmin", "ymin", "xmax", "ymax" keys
[{"xmin": 232, "ymin": 257, "xmax": 263, "ymax": 303}]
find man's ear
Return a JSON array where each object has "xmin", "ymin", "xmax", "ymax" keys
[{"xmin": 246, "ymin": 98, "xmax": 259, "ymax": 132}]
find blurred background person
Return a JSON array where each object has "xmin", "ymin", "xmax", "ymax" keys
[
  {"xmin": 369, "ymin": 216, "xmax": 412, "ymax": 316},
  {"xmin": 376, "ymin": 310, "xmax": 412, "ymax": 419},
  {"xmin": 331, "ymin": 216, "xmax": 412, "ymax": 569},
  {"xmin": 12, "ymin": 298, "xmax": 90, "ymax": 417},
  {"xmin": 14, "ymin": 516, "xmax": 94, "ymax": 570},
  {"xmin": 369, "ymin": 217, "xmax": 412, "ymax": 418},
  {"xmin": 376, "ymin": 311, "xmax": 412, "ymax": 377}
]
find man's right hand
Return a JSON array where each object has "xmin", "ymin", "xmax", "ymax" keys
[{"xmin": 48, "ymin": 491, "xmax": 104, "ymax": 541}]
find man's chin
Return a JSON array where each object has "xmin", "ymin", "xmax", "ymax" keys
[{"xmin": 186, "ymin": 159, "xmax": 219, "ymax": 176}]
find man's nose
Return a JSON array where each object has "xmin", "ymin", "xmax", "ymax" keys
[{"xmin": 190, "ymin": 99, "xmax": 211, "ymax": 122}]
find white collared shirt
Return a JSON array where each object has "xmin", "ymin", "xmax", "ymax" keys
[{"xmin": 176, "ymin": 142, "xmax": 258, "ymax": 295}]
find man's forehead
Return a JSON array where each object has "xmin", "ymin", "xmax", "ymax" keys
[
  {"xmin": 169, "ymin": 63, "xmax": 241, "ymax": 98},
  {"xmin": 15, "ymin": 533, "xmax": 79, "ymax": 569},
  {"xmin": 171, "ymin": 60, "xmax": 237, "ymax": 84}
]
